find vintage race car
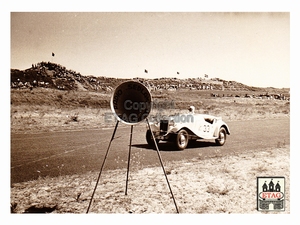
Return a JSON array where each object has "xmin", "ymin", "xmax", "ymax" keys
[{"xmin": 146, "ymin": 113, "xmax": 230, "ymax": 150}]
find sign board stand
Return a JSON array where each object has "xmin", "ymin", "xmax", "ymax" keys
[
  {"xmin": 86, "ymin": 81, "xmax": 179, "ymax": 213},
  {"xmin": 86, "ymin": 118, "xmax": 179, "ymax": 213}
]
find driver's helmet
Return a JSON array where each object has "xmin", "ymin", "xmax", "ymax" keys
[{"xmin": 188, "ymin": 106, "xmax": 195, "ymax": 114}]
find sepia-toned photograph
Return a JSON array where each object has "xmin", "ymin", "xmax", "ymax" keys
[{"xmin": 6, "ymin": 1, "xmax": 298, "ymax": 222}]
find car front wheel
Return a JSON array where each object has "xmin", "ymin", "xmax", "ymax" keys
[
  {"xmin": 175, "ymin": 129, "xmax": 189, "ymax": 150},
  {"xmin": 215, "ymin": 127, "xmax": 226, "ymax": 146},
  {"xmin": 146, "ymin": 129, "xmax": 159, "ymax": 147}
]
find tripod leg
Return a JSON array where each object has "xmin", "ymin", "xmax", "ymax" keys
[
  {"xmin": 146, "ymin": 118, "xmax": 179, "ymax": 213},
  {"xmin": 125, "ymin": 125, "xmax": 133, "ymax": 195},
  {"xmin": 86, "ymin": 120, "xmax": 119, "ymax": 213}
]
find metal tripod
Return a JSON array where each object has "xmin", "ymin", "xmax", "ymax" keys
[{"xmin": 86, "ymin": 118, "xmax": 179, "ymax": 213}]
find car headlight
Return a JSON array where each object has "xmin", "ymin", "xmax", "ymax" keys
[{"xmin": 169, "ymin": 119, "xmax": 175, "ymax": 127}]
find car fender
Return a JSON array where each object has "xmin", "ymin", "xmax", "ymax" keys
[
  {"xmin": 147, "ymin": 122, "xmax": 160, "ymax": 132},
  {"xmin": 213, "ymin": 122, "xmax": 231, "ymax": 137}
]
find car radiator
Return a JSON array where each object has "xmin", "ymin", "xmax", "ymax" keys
[{"xmin": 160, "ymin": 120, "xmax": 169, "ymax": 133}]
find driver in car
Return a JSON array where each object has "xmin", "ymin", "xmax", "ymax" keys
[{"xmin": 188, "ymin": 106, "xmax": 195, "ymax": 114}]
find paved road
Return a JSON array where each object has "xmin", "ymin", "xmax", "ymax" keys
[{"xmin": 11, "ymin": 118, "xmax": 289, "ymax": 184}]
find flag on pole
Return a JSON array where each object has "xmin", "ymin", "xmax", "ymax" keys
[{"xmin": 52, "ymin": 52, "xmax": 55, "ymax": 57}]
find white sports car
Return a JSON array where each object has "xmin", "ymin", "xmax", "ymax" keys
[{"xmin": 146, "ymin": 113, "xmax": 230, "ymax": 150}]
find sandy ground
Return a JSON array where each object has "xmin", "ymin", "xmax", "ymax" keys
[{"xmin": 11, "ymin": 146, "xmax": 289, "ymax": 214}]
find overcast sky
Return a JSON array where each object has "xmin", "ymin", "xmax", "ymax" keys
[{"xmin": 10, "ymin": 12, "xmax": 290, "ymax": 88}]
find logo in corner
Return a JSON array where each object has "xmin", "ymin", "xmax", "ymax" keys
[{"xmin": 257, "ymin": 176, "xmax": 285, "ymax": 211}]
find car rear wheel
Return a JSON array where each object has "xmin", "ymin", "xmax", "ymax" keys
[
  {"xmin": 146, "ymin": 130, "xmax": 159, "ymax": 147},
  {"xmin": 175, "ymin": 129, "xmax": 189, "ymax": 150},
  {"xmin": 215, "ymin": 127, "xmax": 226, "ymax": 146}
]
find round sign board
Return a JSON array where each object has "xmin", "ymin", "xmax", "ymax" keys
[{"xmin": 110, "ymin": 81, "xmax": 152, "ymax": 125}]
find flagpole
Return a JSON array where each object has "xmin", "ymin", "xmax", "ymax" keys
[{"xmin": 52, "ymin": 52, "xmax": 55, "ymax": 63}]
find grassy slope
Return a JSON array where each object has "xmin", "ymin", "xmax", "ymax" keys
[{"xmin": 11, "ymin": 88, "xmax": 290, "ymax": 133}]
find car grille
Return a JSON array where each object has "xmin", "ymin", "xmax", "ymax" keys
[{"xmin": 160, "ymin": 120, "xmax": 169, "ymax": 132}]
